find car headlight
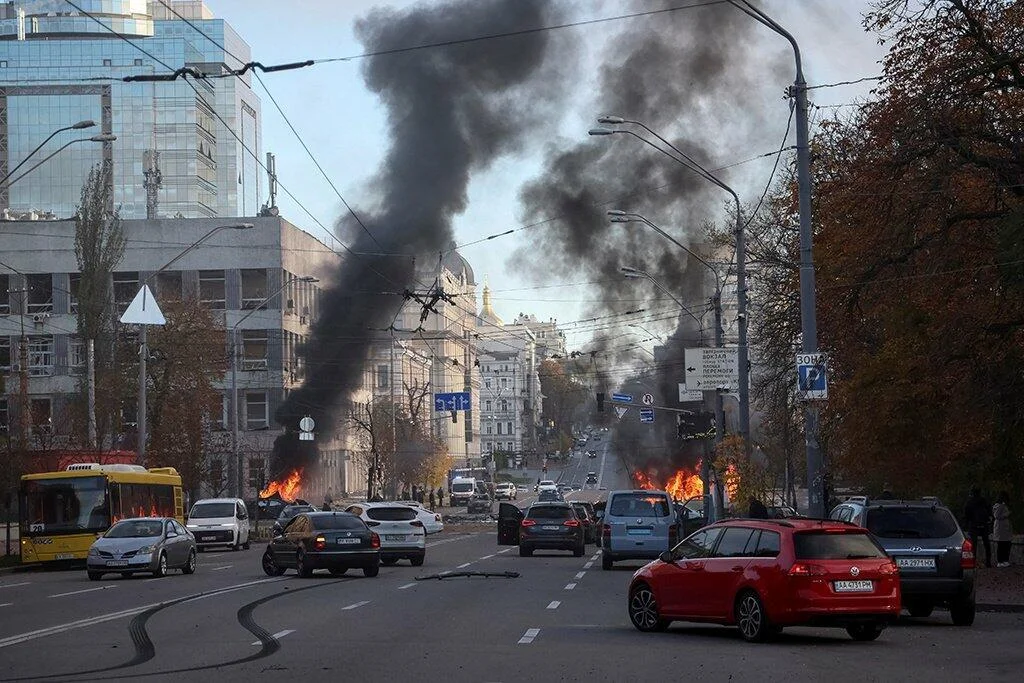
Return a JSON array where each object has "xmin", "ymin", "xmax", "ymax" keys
[
  {"xmin": 137, "ymin": 544, "xmax": 157, "ymax": 554},
  {"xmin": 222, "ymin": 523, "xmax": 237, "ymax": 528},
  {"xmin": 88, "ymin": 546, "xmax": 100, "ymax": 556}
]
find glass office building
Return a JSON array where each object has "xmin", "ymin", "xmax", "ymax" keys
[{"xmin": 0, "ymin": 0, "xmax": 261, "ymax": 219}]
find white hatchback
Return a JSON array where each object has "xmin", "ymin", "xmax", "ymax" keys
[
  {"xmin": 345, "ymin": 502, "xmax": 426, "ymax": 566},
  {"xmin": 495, "ymin": 482, "xmax": 517, "ymax": 500}
]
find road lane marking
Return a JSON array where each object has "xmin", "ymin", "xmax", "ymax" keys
[
  {"xmin": 456, "ymin": 562, "xmax": 472, "ymax": 569},
  {"xmin": 480, "ymin": 554, "xmax": 495, "ymax": 560},
  {"xmin": 547, "ymin": 601, "xmax": 560, "ymax": 610},
  {"xmin": 565, "ymin": 583, "xmax": 577, "ymax": 590},
  {"xmin": 0, "ymin": 582, "xmax": 30, "ymax": 589},
  {"xmin": 398, "ymin": 583, "xmax": 417, "ymax": 590},
  {"xmin": 575, "ymin": 571, "xmax": 586, "ymax": 579},
  {"xmin": 518, "ymin": 628, "xmax": 540, "ymax": 644},
  {"xmin": 426, "ymin": 534, "xmax": 477, "ymax": 549},
  {"xmin": 211, "ymin": 565, "xmax": 233, "ymax": 571},
  {"xmin": 342, "ymin": 601, "xmax": 370, "ymax": 611},
  {"xmin": 591, "ymin": 553, "xmax": 600, "ymax": 560},
  {"xmin": 583, "ymin": 562, "xmax": 593, "ymax": 569},
  {"xmin": 49, "ymin": 585, "xmax": 116, "ymax": 599},
  {"xmin": 0, "ymin": 603, "xmax": 11, "ymax": 607},
  {"xmin": 252, "ymin": 629, "xmax": 294, "ymax": 646},
  {"xmin": 439, "ymin": 571, "xmax": 452, "ymax": 576},
  {"xmin": 497, "ymin": 548, "xmax": 513, "ymax": 554}
]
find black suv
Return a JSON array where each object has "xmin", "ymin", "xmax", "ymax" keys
[
  {"xmin": 830, "ymin": 497, "xmax": 976, "ymax": 625},
  {"xmin": 518, "ymin": 502, "xmax": 585, "ymax": 557}
]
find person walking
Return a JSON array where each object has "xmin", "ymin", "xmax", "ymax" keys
[
  {"xmin": 992, "ymin": 492, "xmax": 1012, "ymax": 568},
  {"xmin": 964, "ymin": 487, "xmax": 994, "ymax": 568},
  {"xmin": 437, "ymin": 487, "xmax": 445, "ymax": 508},
  {"xmin": 429, "ymin": 489, "xmax": 436, "ymax": 510}
]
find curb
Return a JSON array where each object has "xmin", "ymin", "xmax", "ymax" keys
[{"xmin": 977, "ymin": 603, "xmax": 1024, "ymax": 613}]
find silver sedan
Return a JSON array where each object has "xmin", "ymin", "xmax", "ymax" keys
[{"xmin": 87, "ymin": 517, "xmax": 197, "ymax": 580}]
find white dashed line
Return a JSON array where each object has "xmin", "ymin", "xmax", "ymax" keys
[
  {"xmin": 498, "ymin": 548, "xmax": 513, "ymax": 554},
  {"xmin": 251, "ymin": 629, "xmax": 294, "ymax": 646},
  {"xmin": 398, "ymin": 583, "xmax": 417, "ymax": 590},
  {"xmin": 49, "ymin": 585, "xmax": 116, "ymax": 599},
  {"xmin": 211, "ymin": 565, "xmax": 233, "ymax": 571},
  {"xmin": 518, "ymin": 628, "xmax": 541, "ymax": 644},
  {"xmin": 591, "ymin": 553, "xmax": 600, "ymax": 560},
  {"xmin": 565, "ymin": 583, "xmax": 577, "ymax": 591},
  {"xmin": 456, "ymin": 562, "xmax": 472, "ymax": 569},
  {"xmin": 342, "ymin": 601, "xmax": 370, "ymax": 611},
  {"xmin": 480, "ymin": 554, "xmax": 495, "ymax": 560},
  {"xmin": 426, "ymin": 534, "xmax": 478, "ymax": 549},
  {"xmin": 575, "ymin": 571, "xmax": 586, "ymax": 579},
  {"xmin": 547, "ymin": 601, "xmax": 560, "ymax": 610},
  {"xmin": 0, "ymin": 603, "xmax": 11, "ymax": 608},
  {"xmin": 0, "ymin": 582, "xmax": 30, "ymax": 589},
  {"xmin": 583, "ymin": 562, "xmax": 593, "ymax": 569}
]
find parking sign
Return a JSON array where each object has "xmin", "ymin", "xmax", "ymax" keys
[{"xmin": 796, "ymin": 353, "xmax": 828, "ymax": 399}]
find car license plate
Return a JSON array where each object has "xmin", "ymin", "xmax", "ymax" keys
[
  {"xmin": 834, "ymin": 580, "xmax": 874, "ymax": 592},
  {"xmin": 385, "ymin": 534, "xmax": 406, "ymax": 541},
  {"xmin": 542, "ymin": 525, "xmax": 560, "ymax": 531},
  {"xmin": 337, "ymin": 538, "xmax": 360, "ymax": 545},
  {"xmin": 106, "ymin": 560, "xmax": 129, "ymax": 567},
  {"xmin": 896, "ymin": 557, "xmax": 936, "ymax": 569},
  {"xmin": 201, "ymin": 535, "xmax": 217, "ymax": 541},
  {"xmin": 628, "ymin": 528, "xmax": 652, "ymax": 535},
  {"xmin": 55, "ymin": 553, "xmax": 75, "ymax": 560}
]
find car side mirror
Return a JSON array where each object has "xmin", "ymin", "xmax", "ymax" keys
[
  {"xmin": 237, "ymin": 513, "xmax": 246, "ymax": 520},
  {"xmin": 659, "ymin": 551, "xmax": 674, "ymax": 564},
  {"xmin": 166, "ymin": 531, "xmax": 178, "ymax": 538}
]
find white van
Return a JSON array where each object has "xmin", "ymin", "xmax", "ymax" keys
[
  {"xmin": 450, "ymin": 477, "xmax": 477, "ymax": 506},
  {"xmin": 186, "ymin": 498, "xmax": 250, "ymax": 551}
]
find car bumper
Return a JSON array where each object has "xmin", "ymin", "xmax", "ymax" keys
[
  {"xmin": 188, "ymin": 529, "xmax": 237, "ymax": 547},
  {"xmin": 521, "ymin": 536, "xmax": 579, "ymax": 550},
  {"xmin": 87, "ymin": 553, "xmax": 157, "ymax": 572},
  {"xmin": 603, "ymin": 548, "xmax": 665, "ymax": 562},
  {"xmin": 900, "ymin": 573, "xmax": 975, "ymax": 600},
  {"xmin": 305, "ymin": 549, "xmax": 380, "ymax": 569},
  {"xmin": 381, "ymin": 548, "xmax": 425, "ymax": 561}
]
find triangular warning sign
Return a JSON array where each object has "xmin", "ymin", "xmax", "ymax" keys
[
  {"xmin": 614, "ymin": 406, "xmax": 628, "ymax": 419},
  {"xmin": 119, "ymin": 284, "xmax": 166, "ymax": 325}
]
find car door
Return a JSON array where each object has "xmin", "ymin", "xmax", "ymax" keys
[
  {"xmin": 236, "ymin": 502, "xmax": 249, "ymax": 543},
  {"xmin": 276, "ymin": 515, "xmax": 306, "ymax": 567},
  {"xmin": 498, "ymin": 503, "xmax": 524, "ymax": 545},
  {"xmin": 702, "ymin": 526, "xmax": 757, "ymax": 619},
  {"xmin": 163, "ymin": 519, "xmax": 186, "ymax": 565},
  {"xmin": 657, "ymin": 527, "xmax": 723, "ymax": 617}
]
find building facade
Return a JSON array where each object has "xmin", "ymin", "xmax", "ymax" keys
[{"xmin": 0, "ymin": 0, "xmax": 261, "ymax": 219}]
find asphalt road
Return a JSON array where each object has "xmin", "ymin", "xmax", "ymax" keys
[{"xmin": 2, "ymin": 436, "xmax": 1023, "ymax": 682}]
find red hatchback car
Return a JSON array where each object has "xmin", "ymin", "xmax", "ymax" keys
[{"xmin": 628, "ymin": 519, "xmax": 901, "ymax": 642}]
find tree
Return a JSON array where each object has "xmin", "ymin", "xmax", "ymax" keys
[{"xmin": 538, "ymin": 359, "xmax": 587, "ymax": 450}]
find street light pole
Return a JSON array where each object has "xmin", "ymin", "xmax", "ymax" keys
[
  {"xmin": 4, "ymin": 134, "xmax": 116, "ymax": 188},
  {"xmin": 230, "ymin": 275, "xmax": 318, "ymax": 497},
  {"xmin": 0, "ymin": 119, "xmax": 95, "ymax": 186}
]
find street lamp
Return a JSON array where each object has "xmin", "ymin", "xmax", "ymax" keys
[
  {"xmin": 134, "ymin": 223, "xmax": 254, "ymax": 467},
  {"xmin": 619, "ymin": 266, "xmax": 706, "ymax": 341},
  {"xmin": 0, "ymin": 119, "xmax": 95, "ymax": 186},
  {"xmin": 4, "ymin": 134, "xmax": 116, "ymax": 188},
  {"xmin": 231, "ymin": 275, "xmax": 319, "ymax": 498},
  {"xmin": 591, "ymin": 118, "xmax": 751, "ymax": 454}
]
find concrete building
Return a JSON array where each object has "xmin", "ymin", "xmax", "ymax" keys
[
  {"xmin": 0, "ymin": 0, "xmax": 261, "ymax": 219},
  {"xmin": 510, "ymin": 312, "xmax": 566, "ymax": 361}
]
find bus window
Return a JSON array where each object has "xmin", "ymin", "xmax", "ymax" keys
[
  {"xmin": 111, "ymin": 483, "xmax": 176, "ymax": 521},
  {"xmin": 20, "ymin": 476, "xmax": 108, "ymax": 535}
]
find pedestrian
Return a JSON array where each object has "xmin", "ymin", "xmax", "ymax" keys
[
  {"xmin": 964, "ymin": 487, "xmax": 993, "ymax": 568},
  {"xmin": 429, "ymin": 489, "xmax": 436, "ymax": 510},
  {"xmin": 992, "ymin": 492, "xmax": 1012, "ymax": 568},
  {"xmin": 747, "ymin": 495, "xmax": 769, "ymax": 519},
  {"xmin": 437, "ymin": 487, "xmax": 445, "ymax": 508}
]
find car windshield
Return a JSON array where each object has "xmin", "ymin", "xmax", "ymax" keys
[
  {"xmin": 528, "ymin": 506, "xmax": 572, "ymax": 520},
  {"xmin": 367, "ymin": 507, "xmax": 417, "ymax": 521},
  {"xmin": 865, "ymin": 506, "xmax": 960, "ymax": 538},
  {"xmin": 609, "ymin": 494, "xmax": 670, "ymax": 517},
  {"xmin": 105, "ymin": 520, "xmax": 164, "ymax": 538},
  {"xmin": 310, "ymin": 514, "xmax": 366, "ymax": 530},
  {"xmin": 794, "ymin": 531, "xmax": 887, "ymax": 559},
  {"xmin": 452, "ymin": 483, "xmax": 474, "ymax": 493},
  {"xmin": 190, "ymin": 502, "xmax": 235, "ymax": 518}
]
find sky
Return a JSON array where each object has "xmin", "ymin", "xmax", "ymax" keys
[{"xmin": 204, "ymin": 0, "xmax": 888, "ymax": 353}]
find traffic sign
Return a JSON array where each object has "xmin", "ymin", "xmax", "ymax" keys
[
  {"xmin": 611, "ymin": 393, "xmax": 633, "ymax": 403},
  {"xmin": 614, "ymin": 406, "xmax": 628, "ymax": 419},
  {"xmin": 298, "ymin": 431, "xmax": 314, "ymax": 441},
  {"xmin": 796, "ymin": 352, "xmax": 828, "ymax": 399},
  {"xmin": 684, "ymin": 347, "xmax": 739, "ymax": 391},
  {"xmin": 639, "ymin": 409, "xmax": 655, "ymax": 424},
  {"xmin": 641, "ymin": 393, "xmax": 654, "ymax": 406},
  {"xmin": 434, "ymin": 391, "xmax": 471, "ymax": 411},
  {"xmin": 678, "ymin": 383, "xmax": 703, "ymax": 402},
  {"xmin": 120, "ymin": 285, "xmax": 165, "ymax": 325},
  {"xmin": 299, "ymin": 416, "xmax": 315, "ymax": 432}
]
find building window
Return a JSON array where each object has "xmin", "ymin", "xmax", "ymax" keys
[
  {"xmin": 102, "ymin": 59, "xmax": 112, "ymax": 66},
  {"xmin": 484, "ymin": 378, "xmax": 491, "ymax": 389},
  {"xmin": 248, "ymin": 458, "xmax": 266, "ymax": 489},
  {"xmin": 30, "ymin": 397, "xmax": 51, "ymax": 436},
  {"xmin": 241, "ymin": 330, "xmax": 268, "ymax": 370},
  {"xmin": 241, "ymin": 269, "xmax": 268, "ymax": 310},
  {"xmin": 68, "ymin": 273, "xmax": 81, "ymax": 313},
  {"xmin": 0, "ymin": 274, "xmax": 8, "ymax": 314},
  {"xmin": 0, "ymin": 398, "xmax": 7, "ymax": 434},
  {"xmin": 500, "ymin": 400, "xmax": 509, "ymax": 412},
  {"xmin": 199, "ymin": 270, "xmax": 226, "ymax": 309},
  {"xmin": 245, "ymin": 391, "xmax": 268, "ymax": 429},
  {"xmin": 485, "ymin": 400, "xmax": 492, "ymax": 411},
  {"xmin": 486, "ymin": 423, "xmax": 493, "ymax": 435},
  {"xmin": 28, "ymin": 336, "xmax": 54, "ymax": 376},
  {"xmin": 507, "ymin": 421, "xmax": 513, "ymax": 434},
  {"xmin": 0, "ymin": 336, "xmax": 10, "ymax": 371},
  {"xmin": 218, "ymin": 393, "xmax": 228, "ymax": 430},
  {"xmin": 133, "ymin": 58, "xmax": 143, "ymax": 66},
  {"xmin": 497, "ymin": 423, "xmax": 503, "ymax": 435},
  {"xmin": 26, "ymin": 274, "xmax": 52, "ymax": 314},
  {"xmin": 156, "ymin": 271, "xmax": 182, "ymax": 301},
  {"xmin": 501, "ymin": 378, "xmax": 508, "ymax": 388},
  {"xmin": 113, "ymin": 272, "xmax": 138, "ymax": 314},
  {"xmin": 376, "ymin": 364, "xmax": 389, "ymax": 389},
  {"xmin": 69, "ymin": 337, "xmax": 86, "ymax": 373}
]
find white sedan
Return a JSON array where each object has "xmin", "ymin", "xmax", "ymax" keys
[{"xmin": 394, "ymin": 501, "xmax": 444, "ymax": 534}]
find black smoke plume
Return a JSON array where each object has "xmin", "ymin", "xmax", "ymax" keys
[{"xmin": 268, "ymin": 0, "xmax": 570, "ymax": 480}]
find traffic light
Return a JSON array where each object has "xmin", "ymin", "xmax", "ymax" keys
[{"xmin": 596, "ymin": 392, "xmax": 605, "ymax": 412}]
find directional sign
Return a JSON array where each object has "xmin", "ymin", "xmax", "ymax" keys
[
  {"xmin": 614, "ymin": 406, "xmax": 628, "ymax": 420},
  {"xmin": 299, "ymin": 416, "xmax": 315, "ymax": 432},
  {"xmin": 298, "ymin": 431, "xmax": 314, "ymax": 441},
  {"xmin": 611, "ymin": 393, "xmax": 633, "ymax": 403},
  {"xmin": 684, "ymin": 347, "xmax": 739, "ymax": 391},
  {"xmin": 120, "ymin": 285, "xmax": 165, "ymax": 325},
  {"xmin": 639, "ymin": 408, "xmax": 655, "ymax": 424},
  {"xmin": 641, "ymin": 393, "xmax": 655, "ymax": 406},
  {"xmin": 796, "ymin": 352, "xmax": 828, "ymax": 400},
  {"xmin": 678, "ymin": 384, "xmax": 703, "ymax": 402},
  {"xmin": 434, "ymin": 391, "xmax": 471, "ymax": 412}
]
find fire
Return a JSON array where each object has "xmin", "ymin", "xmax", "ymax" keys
[
  {"xmin": 260, "ymin": 469, "xmax": 303, "ymax": 502},
  {"xmin": 633, "ymin": 467, "xmax": 703, "ymax": 502}
]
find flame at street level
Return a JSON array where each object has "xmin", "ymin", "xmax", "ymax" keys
[
  {"xmin": 260, "ymin": 469, "xmax": 303, "ymax": 502},
  {"xmin": 633, "ymin": 468, "xmax": 704, "ymax": 501}
]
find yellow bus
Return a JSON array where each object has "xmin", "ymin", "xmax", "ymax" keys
[{"xmin": 19, "ymin": 464, "xmax": 185, "ymax": 564}]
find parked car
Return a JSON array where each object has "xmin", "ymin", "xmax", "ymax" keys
[
  {"xmin": 186, "ymin": 498, "xmax": 250, "ymax": 551},
  {"xmin": 272, "ymin": 504, "xmax": 317, "ymax": 536},
  {"xmin": 345, "ymin": 502, "xmax": 426, "ymax": 566},
  {"xmin": 262, "ymin": 511, "xmax": 380, "ymax": 578},
  {"xmin": 392, "ymin": 501, "xmax": 444, "ymax": 534},
  {"xmin": 571, "ymin": 501, "xmax": 598, "ymax": 544},
  {"xmin": 468, "ymin": 493, "xmax": 494, "ymax": 514},
  {"xmin": 87, "ymin": 517, "xmax": 196, "ymax": 580},
  {"xmin": 830, "ymin": 496, "xmax": 976, "ymax": 624},
  {"xmin": 494, "ymin": 482, "xmax": 517, "ymax": 501},
  {"xmin": 516, "ymin": 502, "xmax": 585, "ymax": 557},
  {"xmin": 627, "ymin": 519, "xmax": 901, "ymax": 641},
  {"xmin": 602, "ymin": 490, "xmax": 678, "ymax": 570}
]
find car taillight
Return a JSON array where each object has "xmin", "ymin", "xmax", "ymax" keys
[
  {"xmin": 521, "ymin": 519, "xmax": 536, "ymax": 527},
  {"xmin": 961, "ymin": 539, "xmax": 975, "ymax": 569},
  {"xmin": 370, "ymin": 532, "xmax": 381, "ymax": 549},
  {"xmin": 366, "ymin": 521, "xmax": 381, "ymax": 527},
  {"xmin": 564, "ymin": 519, "xmax": 580, "ymax": 527},
  {"xmin": 788, "ymin": 563, "xmax": 828, "ymax": 576},
  {"xmin": 410, "ymin": 520, "xmax": 424, "ymax": 527},
  {"xmin": 878, "ymin": 562, "xmax": 899, "ymax": 575},
  {"xmin": 313, "ymin": 535, "xmax": 326, "ymax": 551}
]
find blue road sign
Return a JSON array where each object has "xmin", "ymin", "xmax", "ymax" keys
[
  {"xmin": 796, "ymin": 352, "xmax": 828, "ymax": 399},
  {"xmin": 434, "ymin": 391, "xmax": 472, "ymax": 412},
  {"xmin": 611, "ymin": 393, "xmax": 633, "ymax": 403},
  {"xmin": 639, "ymin": 408, "xmax": 655, "ymax": 424}
]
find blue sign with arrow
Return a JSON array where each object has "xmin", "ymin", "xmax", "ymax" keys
[
  {"xmin": 611, "ymin": 393, "xmax": 633, "ymax": 403},
  {"xmin": 639, "ymin": 408, "xmax": 655, "ymax": 424},
  {"xmin": 434, "ymin": 391, "xmax": 471, "ymax": 412}
]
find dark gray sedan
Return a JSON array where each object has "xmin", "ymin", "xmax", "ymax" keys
[{"xmin": 87, "ymin": 517, "xmax": 197, "ymax": 580}]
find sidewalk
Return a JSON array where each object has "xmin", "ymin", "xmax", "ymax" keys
[{"xmin": 976, "ymin": 564, "xmax": 1024, "ymax": 611}]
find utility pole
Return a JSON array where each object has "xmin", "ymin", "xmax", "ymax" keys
[{"xmin": 87, "ymin": 339, "xmax": 96, "ymax": 447}]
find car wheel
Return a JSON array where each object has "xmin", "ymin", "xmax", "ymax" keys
[
  {"xmin": 381, "ymin": 557, "xmax": 399, "ymax": 566},
  {"xmin": 735, "ymin": 590, "xmax": 772, "ymax": 642},
  {"xmin": 87, "ymin": 571, "xmax": 103, "ymax": 581},
  {"xmin": 262, "ymin": 550, "xmax": 285, "ymax": 577},
  {"xmin": 847, "ymin": 622, "xmax": 885, "ymax": 641},
  {"xmin": 296, "ymin": 550, "xmax": 313, "ymax": 578},
  {"xmin": 410, "ymin": 554, "xmax": 425, "ymax": 567},
  {"xmin": 950, "ymin": 596, "xmax": 976, "ymax": 626},
  {"xmin": 196, "ymin": 546, "xmax": 205, "ymax": 553},
  {"xmin": 907, "ymin": 602, "xmax": 934, "ymax": 618},
  {"xmin": 329, "ymin": 567, "xmax": 348, "ymax": 576},
  {"xmin": 519, "ymin": 545, "xmax": 533, "ymax": 557},
  {"xmin": 182, "ymin": 549, "xmax": 197, "ymax": 575},
  {"xmin": 602, "ymin": 554, "xmax": 613, "ymax": 571},
  {"xmin": 363, "ymin": 564, "xmax": 380, "ymax": 577},
  {"xmin": 628, "ymin": 584, "xmax": 669, "ymax": 632},
  {"xmin": 152, "ymin": 552, "xmax": 168, "ymax": 578},
  {"xmin": 242, "ymin": 540, "xmax": 250, "ymax": 550}
]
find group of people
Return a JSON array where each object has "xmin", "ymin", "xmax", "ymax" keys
[
  {"xmin": 964, "ymin": 488, "xmax": 1014, "ymax": 568},
  {"xmin": 400, "ymin": 485, "xmax": 446, "ymax": 510}
]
